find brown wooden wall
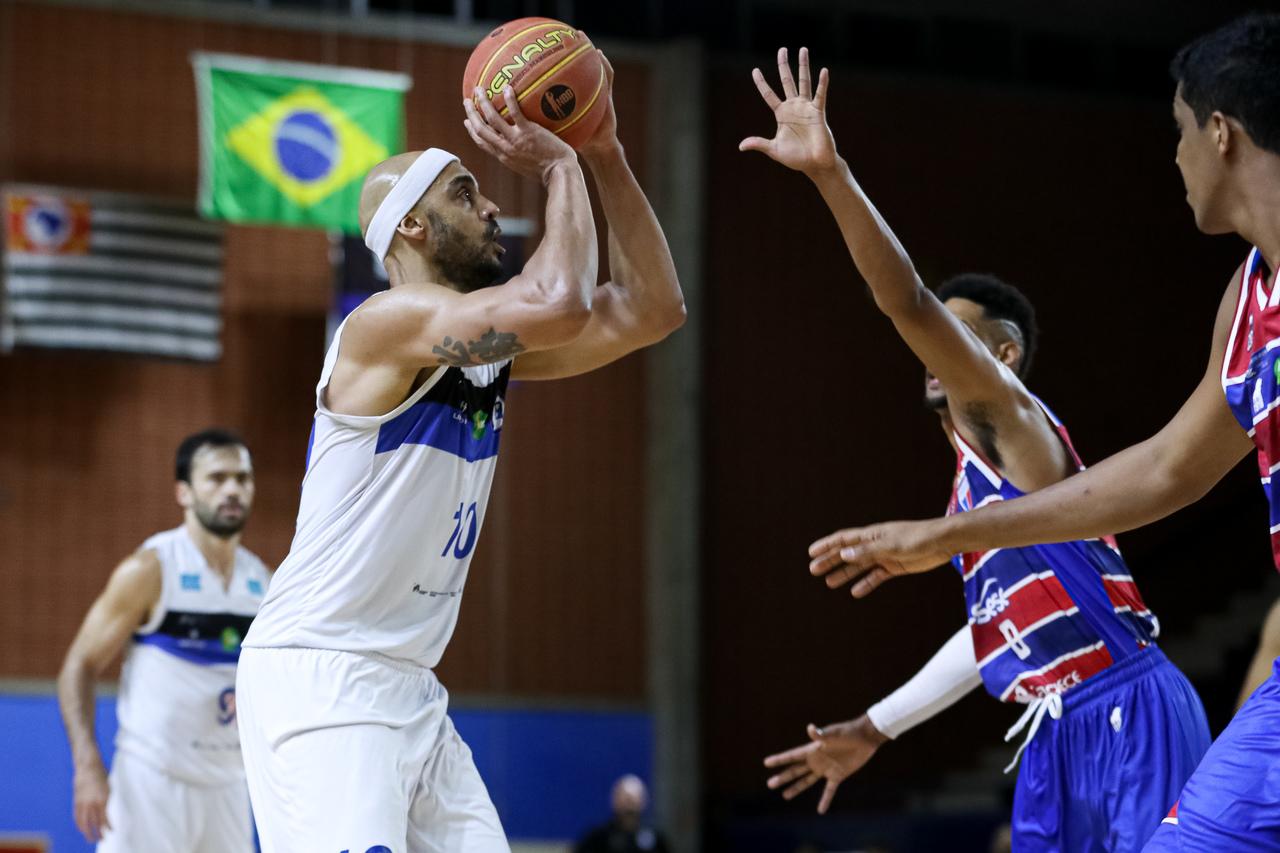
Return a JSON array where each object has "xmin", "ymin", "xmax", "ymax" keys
[
  {"xmin": 702, "ymin": 58, "xmax": 1271, "ymax": 812},
  {"xmin": 0, "ymin": 2, "xmax": 652, "ymax": 701}
]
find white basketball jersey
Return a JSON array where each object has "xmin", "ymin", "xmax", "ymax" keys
[
  {"xmin": 115, "ymin": 526, "xmax": 270, "ymax": 786},
  {"xmin": 243, "ymin": 320, "xmax": 511, "ymax": 668}
]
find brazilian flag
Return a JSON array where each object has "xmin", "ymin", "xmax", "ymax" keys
[{"xmin": 193, "ymin": 53, "xmax": 410, "ymax": 233}]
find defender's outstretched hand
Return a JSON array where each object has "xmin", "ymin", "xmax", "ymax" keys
[
  {"xmin": 808, "ymin": 520, "xmax": 955, "ymax": 597},
  {"xmin": 739, "ymin": 47, "xmax": 837, "ymax": 175},
  {"xmin": 463, "ymin": 84, "xmax": 576, "ymax": 181},
  {"xmin": 763, "ymin": 718, "xmax": 889, "ymax": 814}
]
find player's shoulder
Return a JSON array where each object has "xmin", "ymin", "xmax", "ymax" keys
[
  {"xmin": 356, "ymin": 282, "xmax": 453, "ymax": 317},
  {"xmin": 340, "ymin": 283, "xmax": 455, "ymax": 352},
  {"xmin": 106, "ymin": 546, "xmax": 163, "ymax": 600}
]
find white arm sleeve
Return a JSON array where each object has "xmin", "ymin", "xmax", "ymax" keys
[{"xmin": 865, "ymin": 625, "xmax": 983, "ymax": 740}]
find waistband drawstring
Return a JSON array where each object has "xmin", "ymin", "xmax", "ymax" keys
[{"xmin": 1003, "ymin": 692, "xmax": 1063, "ymax": 773}]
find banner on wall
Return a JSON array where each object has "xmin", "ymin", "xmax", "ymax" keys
[
  {"xmin": 1, "ymin": 185, "xmax": 225, "ymax": 361},
  {"xmin": 193, "ymin": 52, "xmax": 411, "ymax": 234}
]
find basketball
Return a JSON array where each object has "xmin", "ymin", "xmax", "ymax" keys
[{"xmin": 463, "ymin": 17, "xmax": 608, "ymax": 150}]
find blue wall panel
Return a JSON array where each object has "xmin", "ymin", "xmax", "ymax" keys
[{"xmin": 0, "ymin": 693, "xmax": 650, "ymax": 850}]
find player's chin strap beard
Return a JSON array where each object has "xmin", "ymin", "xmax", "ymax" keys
[{"xmin": 364, "ymin": 148, "xmax": 459, "ymax": 262}]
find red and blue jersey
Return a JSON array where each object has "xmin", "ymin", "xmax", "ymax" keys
[
  {"xmin": 948, "ymin": 399, "xmax": 1160, "ymax": 703},
  {"xmin": 1222, "ymin": 248, "xmax": 1280, "ymax": 569}
]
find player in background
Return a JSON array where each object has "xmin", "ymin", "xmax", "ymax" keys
[
  {"xmin": 744, "ymin": 48, "xmax": 1209, "ymax": 851},
  {"xmin": 58, "ymin": 429, "xmax": 269, "ymax": 852},
  {"xmin": 803, "ymin": 15, "xmax": 1280, "ymax": 851},
  {"xmin": 236, "ymin": 57, "xmax": 685, "ymax": 852}
]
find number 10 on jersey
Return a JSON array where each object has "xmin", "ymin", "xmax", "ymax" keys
[{"xmin": 442, "ymin": 502, "xmax": 478, "ymax": 559}]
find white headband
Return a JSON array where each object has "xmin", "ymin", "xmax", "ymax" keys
[{"xmin": 363, "ymin": 148, "xmax": 459, "ymax": 261}]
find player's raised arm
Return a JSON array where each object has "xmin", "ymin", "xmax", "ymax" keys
[
  {"xmin": 810, "ymin": 273, "xmax": 1256, "ymax": 597},
  {"xmin": 509, "ymin": 55, "xmax": 686, "ymax": 379},
  {"xmin": 740, "ymin": 48, "xmax": 1028, "ymax": 419},
  {"xmin": 56, "ymin": 550, "xmax": 161, "ymax": 843},
  {"xmin": 513, "ymin": 54, "xmax": 686, "ymax": 381},
  {"xmin": 341, "ymin": 87, "xmax": 599, "ymax": 380}
]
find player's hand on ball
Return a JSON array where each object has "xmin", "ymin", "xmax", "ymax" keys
[
  {"xmin": 739, "ymin": 47, "xmax": 838, "ymax": 175},
  {"xmin": 809, "ymin": 519, "xmax": 955, "ymax": 597},
  {"xmin": 764, "ymin": 717, "xmax": 889, "ymax": 814},
  {"xmin": 463, "ymin": 85, "xmax": 577, "ymax": 182},
  {"xmin": 72, "ymin": 762, "xmax": 111, "ymax": 842},
  {"xmin": 577, "ymin": 52, "xmax": 619, "ymax": 159}
]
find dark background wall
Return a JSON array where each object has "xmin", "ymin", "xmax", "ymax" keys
[{"xmin": 0, "ymin": 1, "xmax": 653, "ymax": 701}]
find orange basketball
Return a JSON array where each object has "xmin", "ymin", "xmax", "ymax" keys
[{"xmin": 463, "ymin": 17, "xmax": 607, "ymax": 150}]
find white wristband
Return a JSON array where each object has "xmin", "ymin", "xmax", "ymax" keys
[{"xmin": 866, "ymin": 625, "xmax": 983, "ymax": 740}]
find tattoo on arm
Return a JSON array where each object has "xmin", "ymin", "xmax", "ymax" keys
[{"xmin": 432, "ymin": 327, "xmax": 526, "ymax": 367}]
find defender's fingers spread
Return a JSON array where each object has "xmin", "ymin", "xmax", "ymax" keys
[
  {"xmin": 797, "ymin": 47, "xmax": 812, "ymax": 98},
  {"xmin": 751, "ymin": 68, "xmax": 782, "ymax": 111},
  {"xmin": 783, "ymin": 773, "xmax": 819, "ymax": 800},
  {"xmin": 777, "ymin": 46, "xmax": 798, "ymax": 98},
  {"xmin": 814, "ymin": 68, "xmax": 830, "ymax": 110},
  {"xmin": 764, "ymin": 744, "xmax": 810, "ymax": 766},
  {"xmin": 767, "ymin": 764, "xmax": 807, "ymax": 789},
  {"xmin": 739, "ymin": 136, "xmax": 771, "ymax": 153},
  {"xmin": 818, "ymin": 781, "xmax": 838, "ymax": 814}
]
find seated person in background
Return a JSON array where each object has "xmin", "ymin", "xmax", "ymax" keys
[{"xmin": 573, "ymin": 774, "xmax": 670, "ymax": 853}]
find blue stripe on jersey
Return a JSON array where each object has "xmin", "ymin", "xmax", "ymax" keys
[
  {"xmin": 134, "ymin": 632, "xmax": 239, "ymax": 666},
  {"xmin": 376, "ymin": 400, "xmax": 501, "ymax": 460}
]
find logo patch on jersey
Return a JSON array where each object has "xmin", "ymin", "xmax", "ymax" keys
[
  {"xmin": 1273, "ymin": 357, "xmax": 1280, "ymax": 385},
  {"xmin": 493, "ymin": 395, "xmax": 505, "ymax": 430},
  {"xmin": 969, "ymin": 578, "xmax": 1011, "ymax": 625},
  {"xmin": 180, "ymin": 573, "xmax": 202, "ymax": 591},
  {"xmin": 220, "ymin": 625, "xmax": 242, "ymax": 652},
  {"xmin": 471, "ymin": 409, "xmax": 488, "ymax": 440},
  {"xmin": 247, "ymin": 578, "xmax": 264, "ymax": 596}
]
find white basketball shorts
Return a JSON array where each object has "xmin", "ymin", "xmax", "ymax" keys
[
  {"xmin": 236, "ymin": 646, "xmax": 509, "ymax": 853},
  {"xmin": 97, "ymin": 750, "xmax": 253, "ymax": 853}
]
